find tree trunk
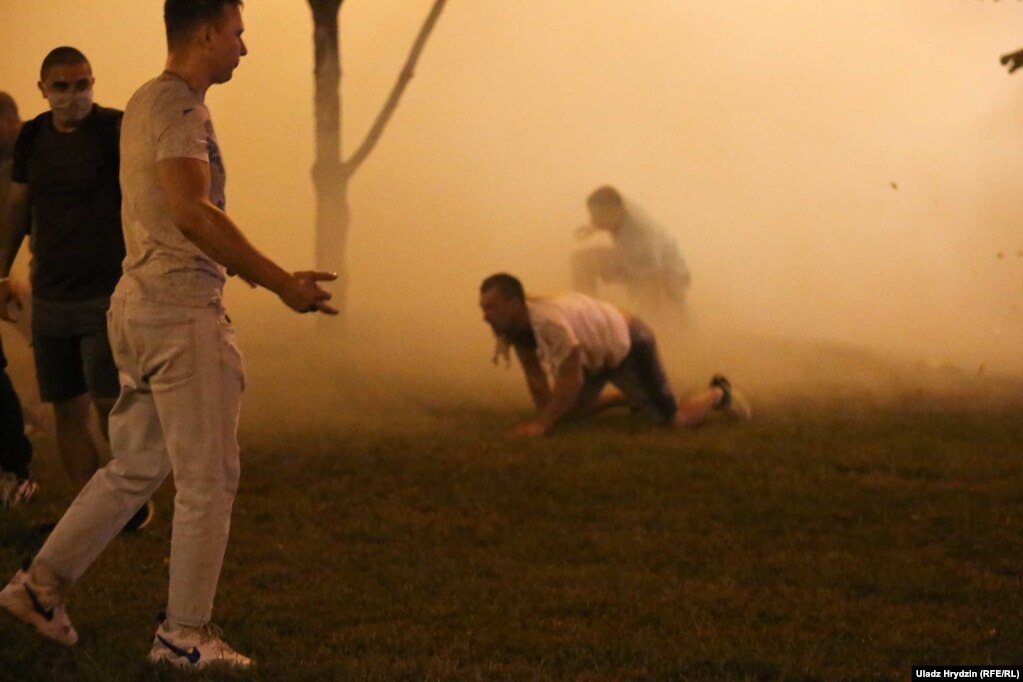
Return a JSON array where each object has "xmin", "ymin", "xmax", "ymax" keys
[
  {"xmin": 308, "ymin": 0, "xmax": 447, "ymax": 327},
  {"xmin": 309, "ymin": 0, "xmax": 349, "ymax": 320}
]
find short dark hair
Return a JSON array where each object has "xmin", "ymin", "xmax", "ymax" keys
[
  {"xmin": 39, "ymin": 46, "xmax": 89, "ymax": 81},
  {"xmin": 0, "ymin": 92, "xmax": 18, "ymax": 121},
  {"xmin": 165, "ymin": 0, "xmax": 243, "ymax": 47},
  {"xmin": 480, "ymin": 273, "xmax": 525, "ymax": 303},
  {"xmin": 586, "ymin": 185, "xmax": 624, "ymax": 209}
]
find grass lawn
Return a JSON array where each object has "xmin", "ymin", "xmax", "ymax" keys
[{"xmin": 1, "ymin": 359, "xmax": 1021, "ymax": 681}]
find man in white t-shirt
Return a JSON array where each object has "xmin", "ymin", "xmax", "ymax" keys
[
  {"xmin": 480, "ymin": 273, "xmax": 748, "ymax": 437},
  {"xmin": 0, "ymin": 0, "xmax": 337, "ymax": 670}
]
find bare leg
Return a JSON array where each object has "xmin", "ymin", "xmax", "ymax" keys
[
  {"xmin": 673, "ymin": 386, "xmax": 724, "ymax": 428},
  {"xmin": 569, "ymin": 388, "xmax": 630, "ymax": 420},
  {"xmin": 93, "ymin": 397, "xmax": 116, "ymax": 442},
  {"xmin": 53, "ymin": 395, "xmax": 101, "ymax": 489}
]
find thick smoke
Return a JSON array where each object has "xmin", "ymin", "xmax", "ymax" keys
[{"xmin": 1, "ymin": 1, "xmax": 1020, "ymax": 425}]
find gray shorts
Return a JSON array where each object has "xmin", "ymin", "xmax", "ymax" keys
[
  {"xmin": 578, "ymin": 317, "xmax": 678, "ymax": 421},
  {"xmin": 31, "ymin": 297, "xmax": 120, "ymax": 403}
]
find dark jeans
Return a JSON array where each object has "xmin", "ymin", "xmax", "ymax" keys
[
  {"xmin": 0, "ymin": 369, "xmax": 32, "ymax": 479},
  {"xmin": 578, "ymin": 317, "xmax": 678, "ymax": 421}
]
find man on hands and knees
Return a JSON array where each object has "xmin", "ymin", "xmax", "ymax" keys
[
  {"xmin": 480, "ymin": 273, "xmax": 749, "ymax": 437},
  {"xmin": 0, "ymin": 0, "xmax": 337, "ymax": 669},
  {"xmin": 0, "ymin": 49, "xmax": 153, "ymax": 531}
]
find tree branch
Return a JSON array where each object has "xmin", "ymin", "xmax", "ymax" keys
[
  {"xmin": 1001, "ymin": 47, "xmax": 1023, "ymax": 74},
  {"xmin": 344, "ymin": 0, "xmax": 447, "ymax": 176}
]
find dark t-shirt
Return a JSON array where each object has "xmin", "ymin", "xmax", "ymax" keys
[{"xmin": 11, "ymin": 106, "xmax": 125, "ymax": 302}]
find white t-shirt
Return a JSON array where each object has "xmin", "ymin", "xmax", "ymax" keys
[
  {"xmin": 116, "ymin": 74, "xmax": 227, "ymax": 306},
  {"xmin": 614, "ymin": 202, "xmax": 688, "ymax": 280},
  {"xmin": 525, "ymin": 293, "xmax": 631, "ymax": 375}
]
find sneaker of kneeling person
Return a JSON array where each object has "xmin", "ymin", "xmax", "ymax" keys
[
  {"xmin": 149, "ymin": 619, "xmax": 254, "ymax": 670},
  {"xmin": 709, "ymin": 374, "xmax": 753, "ymax": 420},
  {"xmin": 0, "ymin": 567, "xmax": 78, "ymax": 646},
  {"xmin": 122, "ymin": 500, "xmax": 155, "ymax": 533}
]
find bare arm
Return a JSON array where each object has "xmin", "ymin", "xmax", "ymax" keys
[
  {"xmin": 0, "ymin": 182, "xmax": 30, "ymax": 321},
  {"xmin": 1001, "ymin": 49, "xmax": 1023, "ymax": 74},
  {"xmin": 510, "ymin": 347, "xmax": 584, "ymax": 436},
  {"xmin": 537, "ymin": 347, "xmax": 584, "ymax": 429},
  {"xmin": 514, "ymin": 344, "xmax": 552, "ymax": 410},
  {"xmin": 157, "ymin": 158, "xmax": 337, "ymax": 314}
]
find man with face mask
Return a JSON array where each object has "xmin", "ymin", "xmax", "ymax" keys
[{"xmin": 0, "ymin": 48, "xmax": 153, "ymax": 531}]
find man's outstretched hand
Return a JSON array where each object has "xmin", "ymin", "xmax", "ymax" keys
[
  {"xmin": 574, "ymin": 224, "xmax": 597, "ymax": 242},
  {"xmin": 279, "ymin": 270, "xmax": 339, "ymax": 315},
  {"xmin": 1001, "ymin": 49, "xmax": 1023, "ymax": 74}
]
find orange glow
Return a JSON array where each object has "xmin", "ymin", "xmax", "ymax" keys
[{"xmin": 1, "ymin": 1, "xmax": 1020, "ymax": 395}]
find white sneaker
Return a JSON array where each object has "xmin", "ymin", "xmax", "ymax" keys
[
  {"xmin": 709, "ymin": 374, "xmax": 752, "ymax": 420},
  {"xmin": 0, "ymin": 473, "xmax": 39, "ymax": 509},
  {"xmin": 149, "ymin": 620, "xmax": 254, "ymax": 670},
  {"xmin": 0, "ymin": 569, "xmax": 78, "ymax": 646}
]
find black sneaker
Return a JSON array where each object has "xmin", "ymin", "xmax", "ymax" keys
[{"xmin": 123, "ymin": 500, "xmax": 155, "ymax": 533}]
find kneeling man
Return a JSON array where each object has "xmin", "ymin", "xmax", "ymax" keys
[{"xmin": 480, "ymin": 273, "xmax": 748, "ymax": 437}]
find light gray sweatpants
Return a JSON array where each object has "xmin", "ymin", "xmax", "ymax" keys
[{"xmin": 35, "ymin": 294, "xmax": 245, "ymax": 629}]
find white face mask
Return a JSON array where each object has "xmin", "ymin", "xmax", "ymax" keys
[{"xmin": 46, "ymin": 88, "xmax": 93, "ymax": 124}]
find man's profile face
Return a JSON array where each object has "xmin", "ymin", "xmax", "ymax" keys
[
  {"xmin": 206, "ymin": 4, "xmax": 247, "ymax": 84},
  {"xmin": 479, "ymin": 288, "xmax": 522, "ymax": 336},
  {"xmin": 588, "ymin": 203, "xmax": 624, "ymax": 233}
]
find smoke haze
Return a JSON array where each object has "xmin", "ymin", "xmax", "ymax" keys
[{"xmin": 1, "ymin": 2, "xmax": 1021, "ymax": 420}]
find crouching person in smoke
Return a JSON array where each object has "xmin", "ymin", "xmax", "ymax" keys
[
  {"xmin": 571, "ymin": 185, "xmax": 691, "ymax": 312},
  {"xmin": 479, "ymin": 273, "xmax": 750, "ymax": 437}
]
